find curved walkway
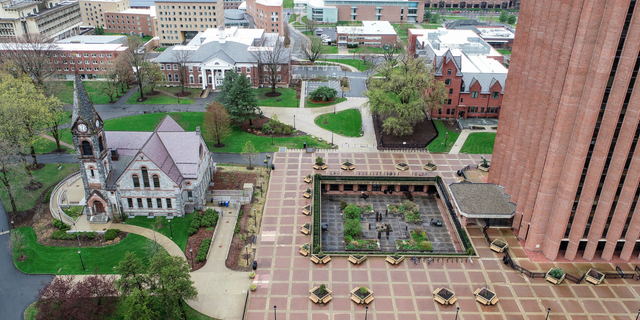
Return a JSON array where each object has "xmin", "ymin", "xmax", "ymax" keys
[{"xmin": 117, "ymin": 224, "xmax": 185, "ymax": 258}]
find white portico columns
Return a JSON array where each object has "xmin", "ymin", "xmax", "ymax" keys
[{"xmin": 202, "ymin": 68, "xmax": 208, "ymax": 90}]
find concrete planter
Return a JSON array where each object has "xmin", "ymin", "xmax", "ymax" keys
[
  {"xmin": 385, "ymin": 255, "xmax": 405, "ymax": 265},
  {"xmin": 350, "ymin": 287, "xmax": 374, "ymax": 305},
  {"xmin": 545, "ymin": 269, "xmax": 565, "ymax": 285},
  {"xmin": 395, "ymin": 162, "xmax": 409, "ymax": 171},
  {"xmin": 585, "ymin": 268, "xmax": 604, "ymax": 285},
  {"xmin": 311, "ymin": 254, "xmax": 332, "ymax": 264},
  {"xmin": 309, "ymin": 286, "xmax": 332, "ymax": 304},
  {"xmin": 313, "ymin": 163, "xmax": 328, "ymax": 170},
  {"xmin": 299, "ymin": 244, "xmax": 310, "ymax": 256},
  {"xmin": 424, "ymin": 162, "xmax": 437, "ymax": 171},
  {"xmin": 490, "ymin": 239, "xmax": 508, "ymax": 253},
  {"xmin": 301, "ymin": 223, "xmax": 310, "ymax": 235},
  {"xmin": 348, "ymin": 255, "xmax": 368, "ymax": 265}
]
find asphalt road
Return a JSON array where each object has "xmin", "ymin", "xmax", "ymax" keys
[{"xmin": 0, "ymin": 198, "xmax": 54, "ymax": 320}]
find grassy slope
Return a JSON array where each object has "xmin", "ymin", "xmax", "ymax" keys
[
  {"xmin": 253, "ymin": 88, "xmax": 298, "ymax": 108},
  {"xmin": 427, "ymin": 120, "xmax": 460, "ymax": 153},
  {"xmin": 12, "ymin": 227, "xmax": 157, "ymax": 275},
  {"xmin": 314, "ymin": 109, "xmax": 362, "ymax": 137},
  {"xmin": 126, "ymin": 91, "xmax": 195, "ymax": 105},
  {"xmin": 323, "ymin": 59, "xmax": 373, "ymax": 71},
  {"xmin": 124, "ymin": 214, "xmax": 195, "ymax": 251},
  {"xmin": 56, "ymin": 81, "xmax": 128, "ymax": 105},
  {"xmin": 460, "ymin": 132, "xmax": 496, "ymax": 154},
  {"xmin": 0, "ymin": 163, "xmax": 79, "ymax": 212}
]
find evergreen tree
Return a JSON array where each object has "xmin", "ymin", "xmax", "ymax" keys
[
  {"xmin": 148, "ymin": 254, "xmax": 198, "ymax": 320},
  {"xmin": 507, "ymin": 14, "xmax": 517, "ymax": 24},
  {"xmin": 215, "ymin": 72, "xmax": 260, "ymax": 125},
  {"xmin": 499, "ymin": 11, "xmax": 508, "ymax": 23},
  {"xmin": 123, "ymin": 289, "xmax": 158, "ymax": 320}
]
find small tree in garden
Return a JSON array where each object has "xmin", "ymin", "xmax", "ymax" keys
[
  {"xmin": 316, "ymin": 157, "xmax": 324, "ymax": 165},
  {"xmin": 115, "ymin": 252, "xmax": 150, "ymax": 296},
  {"xmin": 343, "ymin": 204, "xmax": 362, "ymax": 219},
  {"xmin": 318, "ymin": 284, "xmax": 327, "ymax": 296},
  {"xmin": 216, "ymin": 72, "xmax": 260, "ymax": 125},
  {"xmin": 241, "ymin": 141, "xmax": 259, "ymax": 170},
  {"xmin": 309, "ymin": 86, "xmax": 338, "ymax": 102},
  {"xmin": 203, "ymin": 101, "xmax": 232, "ymax": 147},
  {"xmin": 343, "ymin": 218, "xmax": 362, "ymax": 238},
  {"xmin": 507, "ymin": 14, "xmax": 517, "ymax": 24},
  {"xmin": 360, "ymin": 286, "xmax": 368, "ymax": 295},
  {"xmin": 499, "ymin": 11, "xmax": 508, "ymax": 23}
]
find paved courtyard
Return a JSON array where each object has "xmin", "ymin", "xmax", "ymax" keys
[
  {"xmin": 247, "ymin": 151, "xmax": 640, "ymax": 320},
  {"xmin": 321, "ymin": 194, "xmax": 456, "ymax": 253}
]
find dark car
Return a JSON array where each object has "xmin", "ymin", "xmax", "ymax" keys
[{"xmin": 430, "ymin": 219, "xmax": 443, "ymax": 227}]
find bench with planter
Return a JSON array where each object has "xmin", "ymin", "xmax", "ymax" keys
[
  {"xmin": 385, "ymin": 254, "xmax": 405, "ymax": 265},
  {"xmin": 423, "ymin": 162, "xmax": 437, "ymax": 171},
  {"xmin": 545, "ymin": 268, "xmax": 565, "ymax": 285},
  {"xmin": 474, "ymin": 287, "xmax": 498, "ymax": 306},
  {"xmin": 302, "ymin": 204, "xmax": 311, "ymax": 216},
  {"xmin": 311, "ymin": 252, "xmax": 332, "ymax": 264},
  {"xmin": 433, "ymin": 287, "xmax": 457, "ymax": 305},
  {"xmin": 303, "ymin": 187, "xmax": 312, "ymax": 199},
  {"xmin": 301, "ymin": 222, "xmax": 310, "ymax": 235},
  {"xmin": 348, "ymin": 254, "xmax": 368, "ymax": 265},
  {"xmin": 304, "ymin": 174, "xmax": 312, "ymax": 184},
  {"xmin": 309, "ymin": 284, "xmax": 332, "ymax": 304},
  {"xmin": 299, "ymin": 243, "xmax": 310, "ymax": 256},
  {"xmin": 341, "ymin": 160, "xmax": 355, "ymax": 170},
  {"xmin": 350, "ymin": 286, "xmax": 374, "ymax": 305},
  {"xmin": 585, "ymin": 268, "xmax": 604, "ymax": 285},
  {"xmin": 479, "ymin": 156, "xmax": 490, "ymax": 172},
  {"xmin": 490, "ymin": 239, "xmax": 509, "ymax": 253},
  {"xmin": 313, "ymin": 156, "xmax": 328, "ymax": 170},
  {"xmin": 395, "ymin": 162, "xmax": 409, "ymax": 171}
]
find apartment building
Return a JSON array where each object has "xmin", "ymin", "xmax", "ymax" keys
[
  {"xmin": 245, "ymin": 0, "xmax": 282, "ymax": 34},
  {"xmin": 297, "ymin": 0, "xmax": 422, "ymax": 23},
  {"xmin": 336, "ymin": 21, "xmax": 396, "ymax": 48},
  {"xmin": 0, "ymin": 0, "xmax": 82, "ymax": 39},
  {"xmin": 223, "ymin": 0, "xmax": 241, "ymax": 9},
  {"xmin": 423, "ymin": 0, "xmax": 519, "ymax": 9},
  {"xmin": 104, "ymin": 7, "xmax": 156, "ymax": 36},
  {"xmin": 155, "ymin": 0, "xmax": 223, "ymax": 45},
  {"xmin": 408, "ymin": 28, "xmax": 506, "ymax": 119},
  {"xmin": 79, "ymin": 0, "xmax": 129, "ymax": 27}
]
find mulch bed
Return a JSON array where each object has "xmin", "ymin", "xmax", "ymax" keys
[
  {"xmin": 9, "ymin": 184, "xmax": 54, "ymax": 229},
  {"xmin": 478, "ymin": 289, "xmax": 495, "ymax": 300},
  {"xmin": 309, "ymin": 98, "xmax": 336, "ymax": 104},
  {"xmin": 211, "ymin": 170, "xmax": 258, "ymax": 190},
  {"xmin": 437, "ymin": 288, "xmax": 454, "ymax": 299},
  {"xmin": 237, "ymin": 117, "xmax": 307, "ymax": 138},
  {"xmin": 372, "ymin": 112, "xmax": 437, "ymax": 149},
  {"xmin": 185, "ymin": 217, "xmax": 215, "ymax": 272},
  {"xmin": 225, "ymin": 204, "xmax": 255, "ymax": 271},
  {"xmin": 312, "ymin": 288, "xmax": 330, "ymax": 300},
  {"xmin": 264, "ymin": 91, "xmax": 281, "ymax": 98},
  {"xmin": 353, "ymin": 288, "xmax": 371, "ymax": 299}
]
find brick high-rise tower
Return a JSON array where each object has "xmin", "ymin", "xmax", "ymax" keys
[{"xmin": 490, "ymin": 0, "xmax": 639, "ymax": 261}]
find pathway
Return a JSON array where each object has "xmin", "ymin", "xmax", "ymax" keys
[
  {"xmin": 260, "ymin": 98, "xmax": 378, "ymax": 151},
  {"xmin": 449, "ymin": 128, "xmax": 497, "ymax": 154},
  {"xmin": 187, "ymin": 212, "xmax": 252, "ymax": 320}
]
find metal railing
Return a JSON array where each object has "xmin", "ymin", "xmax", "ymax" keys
[{"xmin": 435, "ymin": 177, "xmax": 469, "ymax": 251}]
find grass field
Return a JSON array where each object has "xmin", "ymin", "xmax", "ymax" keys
[
  {"xmin": 155, "ymin": 47, "xmax": 167, "ymax": 52},
  {"xmin": 126, "ymin": 90, "xmax": 196, "ymax": 105},
  {"xmin": 305, "ymin": 97, "xmax": 347, "ymax": 108},
  {"xmin": 497, "ymin": 49, "xmax": 512, "ymax": 55},
  {"xmin": 460, "ymin": 132, "xmax": 496, "ymax": 154},
  {"xmin": 103, "ymin": 112, "xmax": 334, "ymax": 152},
  {"xmin": 324, "ymin": 46, "xmax": 339, "ymax": 54},
  {"xmin": 253, "ymin": 88, "xmax": 298, "ymax": 107},
  {"xmin": 12, "ymin": 226, "xmax": 159, "ymax": 275},
  {"xmin": 323, "ymin": 59, "xmax": 373, "ymax": 71},
  {"xmin": 391, "ymin": 23, "xmax": 409, "ymax": 44},
  {"xmin": 283, "ymin": 0, "xmax": 293, "ymax": 8},
  {"xmin": 0, "ymin": 163, "xmax": 79, "ymax": 213},
  {"xmin": 124, "ymin": 214, "xmax": 195, "ymax": 251},
  {"xmin": 289, "ymin": 13, "xmax": 298, "ymax": 23},
  {"xmin": 421, "ymin": 23, "xmax": 441, "ymax": 29},
  {"xmin": 314, "ymin": 109, "xmax": 362, "ymax": 137},
  {"xmin": 427, "ymin": 120, "xmax": 460, "ymax": 153},
  {"xmin": 56, "ymin": 81, "xmax": 129, "ymax": 105},
  {"xmin": 348, "ymin": 47, "xmax": 406, "ymax": 54}
]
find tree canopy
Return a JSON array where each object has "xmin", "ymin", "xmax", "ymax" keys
[{"xmin": 216, "ymin": 71, "xmax": 260, "ymax": 124}]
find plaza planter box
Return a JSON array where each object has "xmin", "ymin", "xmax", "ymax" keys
[
  {"xmin": 423, "ymin": 163, "xmax": 437, "ymax": 171},
  {"xmin": 478, "ymin": 164, "xmax": 490, "ymax": 172},
  {"xmin": 474, "ymin": 287, "xmax": 498, "ymax": 306},
  {"xmin": 433, "ymin": 287, "xmax": 457, "ymax": 305},
  {"xmin": 490, "ymin": 239, "xmax": 508, "ymax": 253},
  {"xmin": 301, "ymin": 224, "xmax": 310, "ymax": 235},
  {"xmin": 313, "ymin": 163, "xmax": 328, "ymax": 170},
  {"xmin": 302, "ymin": 204, "xmax": 311, "ymax": 216},
  {"xmin": 348, "ymin": 255, "xmax": 368, "ymax": 265},
  {"xmin": 341, "ymin": 163, "xmax": 355, "ymax": 170},
  {"xmin": 346, "ymin": 239, "xmax": 380, "ymax": 251},
  {"xmin": 299, "ymin": 244, "xmax": 310, "ymax": 256},
  {"xmin": 311, "ymin": 254, "xmax": 332, "ymax": 264},
  {"xmin": 395, "ymin": 162, "xmax": 409, "ymax": 171},
  {"xmin": 309, "ymin": 286, "xmax": 332, "ymax": 304},
  {"xmin": 545, "ymin": 269, "xmax": 565, "ymax": 285},
  {"xmin": 585, "ymin": 268, "xmax": 604, "ymax": 285},
  {"xmin": 304, "ymin": 175, "xmax": 312, "ymax": 184},
  {"xmin": 303, "ymin": 191, "xmax": 311, "ymax": 199},
  {"xmin": 350, "ymin": 287, "xmax": 374, "ymax": 305},
  {"xmin": 385, "ymin": 255, "xmax": 405, "ymax": 265}
]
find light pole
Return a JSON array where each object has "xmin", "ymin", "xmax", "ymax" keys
[
  {"xmin": 365, "ymin": 306, "xmax": 368, "ymax": 320},
  {"xmin": 455, "ymin": 307, "xmax": 459, "ymax": 320},
  {"xmin": 271, "ymin": 133, "xmax": 274, "ymax": 146},
  {"xmin": 331, "ymin": 130, "xmax": 334, "ymax": 146},
  {"xmin": 73, "ymin": 222, "xmax": 81, "ymax": 247},
  {"xmin": 189, "ymin": 248, "xmax": 194, "ymax": 269},
  {"xmin": 254, "ymin": 208, "xmax": 257, "ymax": 227},
  {"xmin": 444, "ymin": 132, "xmax": 448, "ymax": 147},
  {"xmin": 545, "ymin": 308, "xmax": 550, "ymax": 320},
  {"xmin": 294, "ymin": 115, "xmax": 296, "ymax": 129},
  {"xmin": 78, "ymin": 250, "xmax": 85, "ymax": 270},
  {"xmin": 169, "ymin": 219, "xmax": 173, "ymax": 239},
  {"xmin": 636, "ymin": 309, "xmax": 640, "ymax": 320},
  {"xmin": 10, "ymin": 220, "xmax": 14, "ymax": 230},
  {"xmin": 260, "ymin": 180, "xmax": 263, "ymax": 198},
  {"xmin": 274, "ymin": 305, "xmax": 277, "ymax": 320},
  {"xmin": 245, "ymin": 244, "xmax": 249, "ymax": 271}
]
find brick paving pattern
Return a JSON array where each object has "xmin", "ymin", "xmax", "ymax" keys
[{"xmin": 247, "ymin": 152, "xmax": 640, "ymax": 320}]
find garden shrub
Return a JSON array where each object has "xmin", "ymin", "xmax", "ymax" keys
[
  {"xmin": 262, "ymin": 123, "xmax": 272, "ymax": 134},
  {"xmin": 340, "ymin": 201, "xmax": 348, "ymax": 210},
  {"xmin": 52, "ymin": 219, "xmax": 70, "ymax": 231},
  {"xmin": 343, "ymin": 204, "xmax": 361, "ymax": 220},
  {"xmin": 104, "ymin": 229, "xmax": 120, "ymax": 241},
  {"xmin": 420, "ymin": 241, "xmax": 433, "ymax": 251},
  {"xmin": 318, "ymin": 284, "xmax": 326, "ymax": 296},
  {"xmin": 314, "ymin": 245, "xmax": 321, "ymax": 254},
  {"xmin": 359, "ymin": 287, "xmax": 368, "ymax": 295},
  {"xmin": 343, "ymin": 219, "xmax": 362, "ymax": 238},
  {"xmin": 309, "ymin": 86, "xmax": 338, "ymax": 102},
  {"xmin": 51, "ymin": 230, "xmax": 74, "ymax": 240},
  {"xmin": 43, "ymin": 188, "xmax": 53, "ymax": 203},
  {"xmin": 282, "ymin": 127, "xmax": 292, "ymax": 135},
  {"xmin": 274, "ymin": 127, "xmax": 282, "ymax": 135},
  {"xmin": 315, "ymin": 157, "xmax": 324, "ymax": 165},
  {"xmin": 196, "ymin": 238, "xmax": 212, "ymax": 262},
  {"xmin": 549, "ymin": 268, "xmax": 564, "ymax": 279},
  {"xmin": 201, "ymin": 209, "xmax": 219, "ymax": 228},
  {"xmin": 188, "ymin": 212, "xmax": 204, "ymax": 235}
]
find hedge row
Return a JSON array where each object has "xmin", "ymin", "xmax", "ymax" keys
[
  {"xmin": 52, "ymin": 219, "xmax": 70, "ymax": 231},
  {"xmin": 196, "ymin": 238, "xmax": 212, "ymax": 262},
  {"xmin": 51, "ymin": 231, "xmax": 96, "ymax": 240}
]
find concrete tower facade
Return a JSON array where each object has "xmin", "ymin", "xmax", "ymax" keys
[{"xmin": 490, "ymin": 0, "xmax": 640, "ymax": 261}]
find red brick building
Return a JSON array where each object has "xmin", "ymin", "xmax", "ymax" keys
[
  {"xmin": 423, "ymin": 0, "xmax": 519, "ymax": 9},
  {"xmin": 408, "ymin": 28, "xmax": 506, "ymax": 119},
  {"xmin": 246, "ymin": 0, "xmax": 283, "ymax": 34},
  {"xmin": 104, "ymin": 8, "xmax": 156, "ymax": 37},
  {"xmin": 490, "ymin": 0, "xmax": 640, "ymax": 261}
]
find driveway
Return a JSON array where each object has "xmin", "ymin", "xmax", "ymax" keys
[
  {"xmin": 293, "ymin": 66, "xmax": 368, "ymax": 97},
  {"xmin": 0, "ymin": 199, "xmax": 54, "ymax": 320}
]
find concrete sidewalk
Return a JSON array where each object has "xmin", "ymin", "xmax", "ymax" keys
[
  {"xmin": 260, "ymin": 98, "xmax": 378, "ymax": 151},
  {"xmin": 449, "ymin": 129, "xmax": 497, "ymax": 154},
  {"xmin": 187, "ymin": 213, "xmax": 252, "ymax": 320}
]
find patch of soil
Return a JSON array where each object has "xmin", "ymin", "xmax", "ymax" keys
[
  {"xmin": 264, "ymin": 91, "xmax": 282, "ymax": 98},
  {"xmin": 237, "ymin": 117, "xmax": 307, "ymax": 138},
  {"xmin": 372, "ymin": 112, "xmax": 437, "ymax": 149},
  {"xmin": 185, "ymin": 216, "xmax": 216, "ymax": 272},
  {"xmin": 147, "ymin": 90, "xmax": 161, "ymax": 96},
  {"xmin": 30, "ymin": 163, "xmax": 46, "ymax": 171},
  {"xmin": 211, "ymin": 169, "xmax": 258, "ymax": 190},
  {"xmin": 213, "ymin": 143, "xmax": 225, "ymax": 148},
  {"xmin": 225, "ymin": 204, "xmax": 254, "ymax": 271},
  {"xmin": 309, "ymin": 98, "xmax": 335, "ymax": 104},
  {"xmin": 442, "ymin": 119, "xmax": 462, "ymax": 133},
  {"xmin": 8, "ymin": 185, "xmax": 53, "ymax": 228},
  {"xmin": 45, "ymin": 148, "xmax": 68, "ymax": 154},
  {"xmin": 16, "ymin": 255, "xmax": 28, "ymax": 262},
  {"xmin": 437, "ymin": 288, "xmax": 454, "ymax": 300},
  {"xmin": 312, "ymin": 288, "xmax": 330, "ymax": 300},
  {"xmin": 24, "ymin": 181, "xmax": 44, "ymax": 191},
  {"xmin": 175, "ymin": 91, "xmax": 192, "ymax": 97},
  {"xmin": 353, "ymin": 288, "xmax": 371, "ymax": 299}
]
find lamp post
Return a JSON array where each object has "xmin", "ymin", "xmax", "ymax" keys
[
  {"xmin": 444, "ymin": 132, "xmax": 448, "ymax": 147},
  {"xmin": 189, "ymin": 248, "xmax": 194, "ymax": 269},
  {"xmin": 331, "ymin": 130, "xmax": 334, "ymax": 146},
  {"xmin": 169, "ymin": 219, "xmax": 173, "ymax": 239},
  {"xmin": 365, "ymin": 306, "xmax": 368, "ymax": 320},
  {"xmin": 545, "ymin": 308, "xmax": 551, "ymax": 320},
  {"xmin": 294, "ymin": 115, "xmax": 296, "ymax": 129},
  {"xmin": 274, "ymin": 305, "xmax": 277, "ymax": 320},
  {"xmin": 73, "ymin": 222, "xmax": 81, "ymax": 247},
  {"xmin": 636, "ymin": 309, "xmax": 640, "ymax": 320},
  {"xmin": 78, "ymin": 250, "xmax": 85, "ymax": 270},
  {"xmin": 454, "ymin": 307, "xmax": 459, "ymax": 320},
  {"xmin": 10, "ymin": 220, "xmax": 14, "ymax": 230},
  {"xmin": 271, "ymin": 133, "xmax": 274, "ymax": 146},
  {"xmin": 254, "ymin": 208, "xmax": 257, "ymax": 227},
  {"xmin": 245, "ymin": 245, "xmax": 249, "ymax": 271},
  {"xmin": 260, "ymin": 180, "xmax": 263, "ymax": 198}
]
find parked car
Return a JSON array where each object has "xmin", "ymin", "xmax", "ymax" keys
[{"xmin": 430, "ymin": 219, "xmax": 443, "ymax": 227}]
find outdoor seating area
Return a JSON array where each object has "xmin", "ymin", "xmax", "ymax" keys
[
  {"xmin": 585, "ymin": 268, "xmax": 605, "ymax": 285},
  {"xmin": 309, "ymin": 285, "xmax": 332, "ymax": 304},
  {"xmin": 474, "ymin": 287, "xmax": 499, "ymax": 306},
  {"xmin": 350, "ymin": 287, "xmax": 374, "ymax": 305},
  {"xmin": 433, "ymin": 287, "xmax": 457, "ymax": 305}
]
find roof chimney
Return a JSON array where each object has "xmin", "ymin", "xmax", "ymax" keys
[
  {"xmin": 219, "ymin": 26, "xmax": 226, "ymax": 44},
  {"xmin": 196, "ymin": 126, "xmax": 201, "ymax": 136}
]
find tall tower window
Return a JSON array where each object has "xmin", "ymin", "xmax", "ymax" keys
[
  {"xmin": 141, "ymin": 167, "xmax": 150, "ymax": 188},
  {"xmin": 98, "ymin": 136, "xmax": 105, "ymax": 152},
  {"xmin": 132, "ymin": 175, "xmax": 140, "ymax": 188},
  {"xmin": 153, "ymin": 175, "xmax": 160, "ymax": 188},
  {"xmin": 81, "ymin": 141, "xmax": 93, "ymax": 156}
]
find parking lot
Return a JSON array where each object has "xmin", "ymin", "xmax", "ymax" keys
[{"xmin": 306, "ymin": 80, "xmax": 341, "ymax": 94}]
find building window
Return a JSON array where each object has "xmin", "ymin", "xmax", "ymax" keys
[
  {"xmin": 156, "ymin": 198, "xmax": 163, "ymax": 208},
  {"xmin": 137, "ymin": 198, "xmax": 143, "ymax": 208},
  {"xmin": 127, "ymin": 198, "xmax": 133, "ymax": 208},
  {"xmin": 187, "ymin": 191, "xmax": 193, "ymax": 201},
  {"xmin": 444, "ymin": 79, "xmax": 451, "ymax": 85},
  {"xmin": 372, "ymin": 184, "xmax": 382, "ymax": 191},
  {"xmin": 449, "ymin": 88, "xmax": 453, "ymax": 94},
  {"xmin": 492, "ymin": 92, "xmax": 499, "ymax": 99},
  {"xmin": 89, "ymin": 169, "xmax": 94, "ymax": 177},
  {"xmin": 447, "ymin": 99, "xmax": 452, "ymax": 105},
  {"xmin": 166, "ymin": 198, "xmax": 172, "ymax": 208},
  {"xmin": 132, "ymin": 175, "xmax": 140, "ymax": 188},
  {"xmin": 147, "ymin": 198, "xmax": 153, "ymax": 208},
  {"xmin": 141, "ymin": 167, "xmax": 150, "ymax": 187},
  {"xmin": 447, "ymin": 69, "xmax": 451, "ymax": 76},
  {"xmin": 471, "ymin": 91, "xmax": 479, "ymax": 98},
  {"xmin": 152, "ymin": 175, "xmax": 160, "ymax": 188},
  {"xmin": 81, "ymin": 141, "xmax": 93, "ymax": 156}
]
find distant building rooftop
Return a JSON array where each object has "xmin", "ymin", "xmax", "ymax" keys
[
  {"xmin": 475, "ymin": 26, "xmax": 515, "ymax": 41},
  {"xmin": 449, "ymin": 183, "xmax": 516, "ymax": 218},
  {"xmin": 57, "ymin": 35, "xmax": 128, "ymax": 44},
  {"xmin": 337, "ymin": 21, "xmax": 396, "ymax": 35},
  {"xmin": 256, "ymin": 0, "xmax": 282, "ymax": 5},
  {"xmin": 118, "ymin": 7, "xmax": 156, "ymax": 16}
]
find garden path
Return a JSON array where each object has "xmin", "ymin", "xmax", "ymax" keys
[{"xmin": 449, "ymin": 128, "xmax": 497, "ymax": 154}]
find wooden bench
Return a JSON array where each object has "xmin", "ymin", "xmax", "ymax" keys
[
  {"xmin": 302, "ymin": 208, "xmax": 310, "ymax": 215},
  {"xmin": 448, "ymin": 296, "xmax": 457, "ymax": 305},
  {"xmin": 310, "ymin": 256, "xmax": 320, "ymax": 264},
  {"xmin": 301, "ymin": 227, "xmax": 310, "ymax": 235},
  {"xmin": 322, "ymin": 296, "xmax": 332, "ymax": 304},
  {"xmin": 586, "ymin": 277, "xmax": 600, "ymax": 285},
  {"xmin": 351, "ymin": 295, "xmax": 361, "ymax": 304},
  {"xmin": 364, "ymin": 296, "xmax": 374, "ymax": 304},
  {"xmin": 309, "ymin": 295, "xmax": 319, "ymax": 303},
  {"xmin": 348, "ymin": 256, "xmax": 358, "ymax": 264},
  {"xmin": 322, "ymin": 256, "xmax": 332, "ymax": 264},
  {"xmin": 473, "ymin": 288, "xmax": 482, "ymax": 296},
  {"xmin": 475, "ymin": 296, "xmax": 489, "ymax": 305},
  {"xmin": 433, "ymin": 288, "xmax": 441, "ymax": 295},
  {"xmin": 490, "ymin": 297, "xmax": 499, "ymax": 305},
  {"xmin": 303, "ymin": 193, "xmax": 311, "ymax": 199},
  {"xmin": 299, "ymin": 249, "xmax": 309, "ymax": 256},
  {"xmin": 434, "ymin": 296, "xmax": 446, "ymax": 305},
  {"xmin": 385, "ymin": 257, "xmax": 396, "ymax": 265}
]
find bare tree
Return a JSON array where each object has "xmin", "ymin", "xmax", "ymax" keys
[
  {"xmin": 203, "ymin": 101, "xmax": 232, "ymax": 147},
  {"xmin": 251, "ymin": 39, "xmax": 290, "ymax": 94},
  {"xmin": 382, "ymin": 40, "xmax": 405, "ymax": 62},
  {"xmin": 171, "ymin": 48, "xmax": 194, "ymax": 95},
  {"xmin": 301, "ymin": 36, "xmax": 325, "ymax": 63},
  {"xmin": 142, "ymin": 62, "xmax": 166, "ymax": 94},
  {"xmin": 44, "ymin": 102, "xmax": 67, "ymax": 151},
  {"xmin": 114, "ymin": 53, "xmax": 133, "ymax": 94},
  {"xmin": 302, "ymin": 18, "xmax": 318, "ymax": 34},
  {"xmin": 0, "ymin": 139, "xmax": 27, "ymax": 213},
  {"xmin": 0, "ymin": 34, "xmax": 60, "ymax": 87},
  {"xmin": 125, "ymin": 37, "xmax": 149, "ymax": 101}
]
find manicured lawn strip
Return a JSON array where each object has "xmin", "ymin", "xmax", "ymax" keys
[
  {"xmin": 155, "ymin": 47, "xmax": 167, "ymax": 52},
  {"xmin": 24, "ymin": 303, "xmax": 37, "ymax": 320},
  {"xmin": 497, "ymin": 49, "xmax": 512, "ymax": 55},
  {"xmin": 421, "ymin": 23, "xmax": 441, "ymax": 29},
  {"xmin": 305, "ymin": 97, "xmax": 347, "ymax": 107},
  {"xmin": 253, "ymin": 88, "xmax": 298, "ymax": 107},
  {"xmin": 104, "ymin": 113, "xmax": 167, "ymax": 131},
  {"xmin": 460, "ymin": 132, "xmax": 496, "ymax": 154},
  {"xmin": 62, "ymin": 206, "xmax": 84, "ymax": 221},
  {"xmin": 154, "ymin": 86, "xmax": 200, "ymax": 100},
  {"xmin": 56, "ymin": 81, "xmax": 128, "ymax": 105},
  {"xmin": 314, "ymin": 109, "xmax": 362, "ymax": 137},
  {"xmin": 33, "ymin": 135, "xmax": 63, "ymax": 154},
  {"xmin": 324, "ymin": 46, "xmax": 339, "ymax": 54},
  {"xmin": 289, "ymin": 13, "xmax": 298, "ymax": 22},
  {"xmin": 323, "ymin": 59, "xmax": 373, "ymax": 71},
  {"xmin": 283, "ymin": 0, "xmax": 293, "ymax": 8},
  {"xmin": 124, "ymin": 214, "xmax": 195, "ymax": 251},
  {"xmin": 126, "ymin": 91, "xmax": 195, "ymax": 105},
  {"xmin": 13, "ymin": 227, "xmax": 158, "ymax": 275},
  {"xmin": 0, "ymin": 164, "xmax": 78, "ymax": 212},
  {"xmin": 427, "ymin": 120, "xmax": 460, "ymax": 153},
  {"xmin": 348, "ymin": 47, "xmax": 405, "ymax": 54}
]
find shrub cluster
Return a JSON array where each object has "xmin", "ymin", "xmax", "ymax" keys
[
  {"xmin": 52, "ymin": 219, "xmax": 70, "ymax": 231},
  {"xmin": 347, "ymin": 43, "xmax": 359, "ymax": 48},
  {"xmin": 343, "ymin": 204, "xmax": 361, "ymax": 220},
  {"xmin": 262, "ymin": 116, "xmax": 294, "ymax": 135},
  {"xmin": 51, "ymin": 231, "xmax": 96, "ymax": 240},
  {"xmin": 196, "ymin": 238, "xmax": 212, "ymax": 262},
  {"xmin": 188, "ymin": 213, "xmax": 204, "ymax": 236},
  {"xmin": 201, "ymin": 209, "xmax": 219, "ymax": 228},
  {"xmin": 104, "ymin": 229, "xmax": 120, "ymax": 241},
  {"xmin": 309, "ymin": 86, "xmax": 337, "ymax": 102}
]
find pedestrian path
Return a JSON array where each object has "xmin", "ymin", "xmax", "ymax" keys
[{"xmin": 449, "ymin": 128, "xmax": 497, "ymax": 154}]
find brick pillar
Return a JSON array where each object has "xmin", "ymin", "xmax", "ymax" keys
[
  {"xmin": 460, "ymin": 216, "xmax": 468, "ymax": 227},
  {"xmin": 367, "ymin": 185, "xmax": 372, "ymax": 192},
  {"xmin": 325, "ymin": 184, "xmax": 330, "ymax": 192},
  {"xmin": 339, "ymin": 184, "xmax": 344, "ymax": 191}
]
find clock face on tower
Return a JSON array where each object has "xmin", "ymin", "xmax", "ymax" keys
[
  {"xmin": 95, "ymin": 119, "xmax": 100, "ymax": 128},
  {"xmin": 78, "ymin": 123, "xmax": 88, "ymax": 133}
]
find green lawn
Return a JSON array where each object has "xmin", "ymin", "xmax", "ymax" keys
[
  {"xmin": 314, "ymin": 109, "xmax": 362, "ymax": 137},
  {"xmin": 155, "ymin": 47, "xmax": 167, "ymax": 52},
  {"xmin": 253, "ymin": 88, "xmax": 299, "ymax": 107},
  {"xmin": 460, "ymin": 132, "xmax": 496, "ymax": 154},
  {"xmin": 283, "ymin": 0, "xmax": 293, "ymax": 8},
  {"xmin": 336, "ymin": 21, "xmax": 362, "ymax": 26},
  {"xmin": 421, "ymin": 23, "xmax": 441, "ymax": 29},
  {"xmin": 62, "ymin": 206, "xmax": 84, "ymax": 221},
  {"xmin": 155, "ymin": 86, "xmax": 200, "ymax": 100},
  {"xmin": 289, "ymin": 14, "xmax": 298, "ymax": 23},
  {"xmin": 56, "ymin": 81, "xmax": 128, "ymax": 105},
  {"xmin": 124, "ymin": 214, "xmax": 195, "ymax": 251},
  {"xmin": 323, "ymin": 59, "xmax": 374, "ymax": 71},
  {"xmin": 348, "ymin": 47, "xmax": 405, "ymax": 54},
  {"xmin": 12, "ymin": 226, "xmax": 158, "ymax": 275},
  {"xmin": 427, "ymin": 120, "xmax": 461, "ymax": 153},
  {"xmin": 0, "ymin": 163, "xmax": 79, "ymax": 213},
  {"xmin": 497, "ymin": 49, "xmax": 512, "ymax": 55},
  {"xmin": 103, "ymin": 112, "xmax": 334, "ymax": 152},
  {"xmin": 126, "ymin": 91, "xmax": 195, "ymax": 105},
  {"xmin": 305, "ymin": 97, "xmax": 347, "ymax": 108},
  {"xmin": 324, "ymin": 46, "xmax": 339, "ymax": 54}
]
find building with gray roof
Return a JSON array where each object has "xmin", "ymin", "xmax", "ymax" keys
[{"xmin": 448, "ymin": 183, "xmax": 516, "ymax": 227}]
